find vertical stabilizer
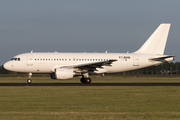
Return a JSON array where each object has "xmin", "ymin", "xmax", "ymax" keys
[{"xmin": 134, "ymin": 23, "xmax": 171, "ymax": 55}]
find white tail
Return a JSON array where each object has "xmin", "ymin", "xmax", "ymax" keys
[{"xmin": 135, "ymin": 23, "xmax": 171, "ymax": 55}]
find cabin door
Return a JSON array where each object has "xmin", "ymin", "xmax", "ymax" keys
[
  {"xmin": 133, "ymin": 55, "xmax": 139, "ymax": 66},
  {"xmin": 27, "ymin": 54, "xmax": 33, "ymax": 66}
]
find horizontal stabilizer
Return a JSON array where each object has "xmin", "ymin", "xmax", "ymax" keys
[{"xmin": 150, "ymin": 55, "xmax": 174, "ymax": 61}]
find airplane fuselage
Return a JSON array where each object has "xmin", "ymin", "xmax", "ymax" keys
[{"xmin": 4, "ymin": 52, "xmax": 173, "ymax": 74}]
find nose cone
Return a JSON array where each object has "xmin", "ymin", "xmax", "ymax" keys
[{"xmin": 3, "ymin": 61, "xmax": 12, "ymax": 71}]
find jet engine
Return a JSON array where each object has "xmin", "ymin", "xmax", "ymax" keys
[{"xmin": 51, "ymin": 68, "xmax": 74, "ymax": 79}]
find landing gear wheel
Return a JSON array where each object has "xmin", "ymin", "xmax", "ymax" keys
[
  {"xmin": 80, "ymin": 78, "xmax": 91, "ymax": 83},
  {"xmin": 85, "ymin": 78, "xmax": 91, "ymax": 83},
  {"xmin": 80, "ymin": 78, "xmax": 85, "ymax": 83},
  {"xmin": 27, "ymin": 79, "xmax": 32, "ymax": 84}
]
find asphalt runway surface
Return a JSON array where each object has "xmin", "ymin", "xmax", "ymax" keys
[{"xmin": 1, "ymin": 83, "xmax": 180, "ymax": 86}]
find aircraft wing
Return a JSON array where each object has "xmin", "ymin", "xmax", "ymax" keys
[
  {"xmin": 72, "ymin": 60, "xmax": 117, "ymax": 71},
  {"xmin": 150, "ymin": 55, "xmax": 175, "ymax": 61}
]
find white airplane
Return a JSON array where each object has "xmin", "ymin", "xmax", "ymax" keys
[{"xmin": 4, "ymin": 23, "xmax": 174, "ymax": 83}]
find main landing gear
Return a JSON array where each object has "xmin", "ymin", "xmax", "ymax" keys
[
  {"xmin": 80, "ymin": 73, "xmax": 91, "ymax": 83},
  {"xmin": 80, "ymin": 78, "xmax": 91, "ymax": 83},
  {"xmin": 27, "ymin": 73, "xmax": 32, "ymax": 84}
]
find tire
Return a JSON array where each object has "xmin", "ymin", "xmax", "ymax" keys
[
  {"xmin": 80, "ymin": 78, "xmax": 92, "ymax": 83},
  {"xmin": 85, "ymin": 78, "xmax": 91, "ymax": 83},
  {"xmin": 27, "ymin": 79, "xmax": 32, "ymax": 84},
  {"xmin": 80, "ymin": 78, "xmax": 85, "ymax": 83}
]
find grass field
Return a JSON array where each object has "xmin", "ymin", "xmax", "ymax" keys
[{"xmin": 0, "ymin": 77, "xmax": 180, "ymax": 120}]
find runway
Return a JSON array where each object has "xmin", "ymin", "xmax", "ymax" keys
[{"xmin": 1, "ymin": 83, "xmax": 180, "ymax": 86}]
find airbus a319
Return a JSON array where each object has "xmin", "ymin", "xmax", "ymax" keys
[{"xmin": 4, "ymin": 23, "xmax": 174, "ymax": 83}]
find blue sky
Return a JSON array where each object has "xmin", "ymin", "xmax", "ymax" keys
[{"xmin": 0, "ymin": 1, "xmax": 180, "ymax": 65}]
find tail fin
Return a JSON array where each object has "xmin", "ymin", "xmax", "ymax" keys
[{"xmin": 134, "ymin": 23, "xmax": 171, "ymax": 55}]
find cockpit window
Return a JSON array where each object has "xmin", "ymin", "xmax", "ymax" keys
[{"xmin": 11, "ymin": 58, "xmax": 20, "ymax": 61}]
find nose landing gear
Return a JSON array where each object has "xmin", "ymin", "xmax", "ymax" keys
[
  {"xmin": 27, "ymin": 79, "xmax": 32, "ymax": 84},
  {"xmin": 27, "ymin": 73, "xmax": 32, "ymax": 84}
]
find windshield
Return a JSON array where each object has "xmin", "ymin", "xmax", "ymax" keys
[{"xmin": 11, "ymin": 58, "xmax": 20, "ymax": 61}]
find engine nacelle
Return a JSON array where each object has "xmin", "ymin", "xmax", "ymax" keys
[{"xmin": 51, "ymin": 68, "xmax": 74, "ymax": 79}]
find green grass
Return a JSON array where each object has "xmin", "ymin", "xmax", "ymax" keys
[{"xmin": 1, "ymin": 77, "xmax": 180, "ymax": 119}]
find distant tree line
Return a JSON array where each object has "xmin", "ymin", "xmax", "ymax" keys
[
  {"xmin": 0, "ymin": 62, "xmax": 180, "ymax": 74},
  {"xmin": 0, "ymin": 65, "xmax": 12, "ymax": 74}
]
